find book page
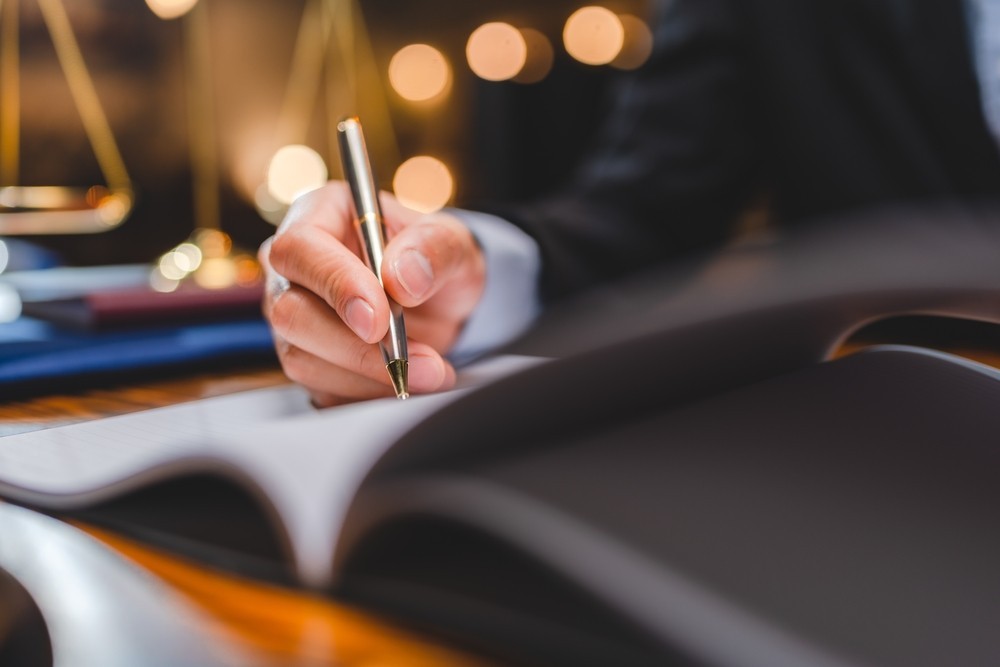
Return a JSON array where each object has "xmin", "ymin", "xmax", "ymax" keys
[{"xmin": 0, "ymin": 354, "xmax": 547, "ymax": 586}]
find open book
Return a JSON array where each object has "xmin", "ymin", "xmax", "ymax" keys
[
  {"xmin": 5, "ymin": 206, "xmax": 1000, "ymax": 666},
  {"xmin": 0, "ymin": 354, "xmax": 546, "ymax": 588}
]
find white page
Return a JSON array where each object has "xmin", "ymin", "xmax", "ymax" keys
[{"xmin": 0, "ymin": 354, "xmax": 547, "ymax": 585}]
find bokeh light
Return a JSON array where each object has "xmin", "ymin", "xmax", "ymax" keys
[
  {"xmin": 563, "ymin": 6, "xmax": 625, "ymax": 66},
  {"xmin": 393, "ymin": 156, "xmax": 454, "ymax": 214},
  {"xmin": 612, "ymin": 14, "xmax": 654, "ymax": 70},
  {"xmin": 466, "ymin": 22, "xmax": 528, "ymax": 82},
  {"xmin": 149, "ymin": 270, "xmax": 180, "ymax": 293},
  {"xmin": 145, "ymin": 0, "xmax": 200, "ymax": 20},
  {"xmin": 388, "ymin": 44, "xmax": 451, "ymax": 102},
  {"xmin": 267, "ymin": 144, "xmax": 328, "ymax": 205},
  {"xmin": 193, "ymin": 257, "xmax": 239, "ymax": 289},
  {"xmin": 254, "ymin": 183, "xmax": 286, "ymax": 225},
  {"xmin": 514, "ymin": 28, "xmax": 555, "ymax": 84}
]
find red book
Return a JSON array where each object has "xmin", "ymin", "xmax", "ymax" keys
[{"xmin": 20, "ymin": 281, "xmax": 266, "ymax": 330}]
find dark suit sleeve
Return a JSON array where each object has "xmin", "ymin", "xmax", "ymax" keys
[{"xmin": 485, "ymin": 0, "xmax": 762, "ymax": 303}]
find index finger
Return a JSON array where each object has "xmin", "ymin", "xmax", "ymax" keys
[{"xmin": 268, "ymin": 184, "xmax": 391, "ymax": 344}]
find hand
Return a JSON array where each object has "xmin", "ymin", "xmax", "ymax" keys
[{"xmin": 259, "ymin": 181, "xmax": 486, "ymax": 407}]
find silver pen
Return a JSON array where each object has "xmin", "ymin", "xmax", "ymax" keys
[{"xmin": 336, "ymin": 116, "xmax": 409, "ymax": 399}]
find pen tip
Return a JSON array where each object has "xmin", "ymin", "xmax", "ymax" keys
[{"xmin": 386, "ymin": 359, "xmax": 409, "ymax": 400}]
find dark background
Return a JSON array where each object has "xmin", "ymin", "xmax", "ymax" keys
[{"xmin": 3, "ymin": 0, "xmax": 652, "ymax": 267}]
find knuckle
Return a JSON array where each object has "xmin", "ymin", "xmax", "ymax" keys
[
  {"xmin": 320, "ymin": 263, "xmax": 362, "ymax": 313},
  {"xmin": 266, "ymin": 228, "xmax": 301, "ymax": 275},
  {"xmin": 355, "ymin": 340, "xmax": 385, "ymax": 377},
  {"xmin": 267, "ymin": 287, "xmax": 311, "ymax": 339},
  {"xmin": 279, "ymin": 344, "xmax": 312, "ymax": 385}
]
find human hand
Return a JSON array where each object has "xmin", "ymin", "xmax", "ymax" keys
[{"xmin": 259, "ymin": 181, "xmax": 486, "ymax": 407}]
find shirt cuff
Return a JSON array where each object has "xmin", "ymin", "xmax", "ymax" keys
[{"xmin": 446, "ymin": 209, "xmax": 542, "ymax": 365}]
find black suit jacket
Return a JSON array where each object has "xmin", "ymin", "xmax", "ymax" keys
[{"xmin": 488, "ymin": 0, "xmax": 1000, "ymax": 302}]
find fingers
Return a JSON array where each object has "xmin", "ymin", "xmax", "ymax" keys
[
  {"xmin": 267, "ymin": 282, "xmax": 457, "ymax": 403},
  {"xmin": 258, "ymin": 181, "xmax": 478, "ymax": 405},
  {"xmin": 267, "ymin": 184, "xmax": 388, "ymax": 344},
  {"xmin": 379, "ymin": 204, "xmax": 486, "ymax": 349}
]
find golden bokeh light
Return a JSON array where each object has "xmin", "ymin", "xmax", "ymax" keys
[
  {"xmin": 563, "ymin": 6, "xmax": 625, "ymax": 66},
  {"xmin": 392, "ymin": 156, "xmax": 454, "ymax": 214},
  {"xmin": 149, "ymin": 270, "xmax": 181, "ymax": 293},
  {"xmin": 145, "ymin": 0, "xmax": 200, "ymax": 20},
  {"xmin": 612, "ymin": 14, "xmax": 654, "ymax": 70},
  {"xmin": 193, "ymin": 257, "xmax": 239, "ymax": 289},
  {"xmin": 158, "ymin": 250, "xmax": 190, "ymax": 281},
  {"xmin": 466, "ymin": 22, "xmax": 528, "ymax": 82},
  {"xmin": 388, "ymin": 44, "xmax": 451, "ymax": 102},
  {"xmin": 267, "ymin": 144, "xmax": 328, "ymax": 206},
  {"xmin": 254, "ymin": 183, "xmax": 286, "ymax": 225},
  {"xmin": 514, "ymin": 28, "xmax": 555, "ymax": 84}
]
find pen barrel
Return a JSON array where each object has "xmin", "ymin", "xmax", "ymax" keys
[
  {"xmin": 354, "ymin": 211, "xmax": 408, "ymax": 364},
  {"xmin": 380, "ymin": 299, "xmax": 408, "ymax": 364},
  {"xmin": 355, "ymin": 212, "xmax": 388, "ymax": 282},
  {"xmin": 338, "ymin": 116, "xmax": 409, "ymax": 368}
]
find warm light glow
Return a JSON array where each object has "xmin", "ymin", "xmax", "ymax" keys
[
  {"xmin": 612, "ymin": 14, "xmax": 654, "ymax": 70},
  {"xmin": 145, "ymin": 0, "xmax": 199, "ymax": 20},
  {"xmin": 149, "ymin": 270, "xmax": 180, "ymax": 293},
  {"xmin": 563, "ymin": 6, "xmax": 625, "ymax": 66},
  {"xmin": 192, "ymin": 229, "xmax": 232, "ymax": 259},
  {"xmin": 175, "ymin": 242, "xmax": 204, "ymax": 272},
  {"xmin": 267, "ymin": 145, "xmax": 328, "ymax": 206},
  {"xmin": 158, "ymin": 251, "xmax": 190, "ymax": 281},
  {"xmin": 466, "ymin": 23, "xmax": 527, "ymax": 82},
  {"xmin": 388, "ymin": 44, "xmax": 451, "ymax": 102},
  {"xmin": 392, "ymin": 156, "xmax": 454, "ymax": 214},
  {"xmin": 254, "ymin": 183, "xmax": 286, "ymax": 225},
  {"xmin": 514, "ymin": 28, "xmax": 555, "ymax": 84},
  {"xmin": 234, "ymin": 256, "xmax": 263, "ymax": 286},
  {"xmin": 97, "ymin": 192, "xmax": 131, "ymax": 226},
  {"xmin": 194, "ymin": 257, "xmax": 238, "ymax": 289}
]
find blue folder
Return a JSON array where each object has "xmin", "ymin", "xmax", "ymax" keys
[{"xmin": 0, "ymin": 315, "xmax": 278, "ymax": 398}]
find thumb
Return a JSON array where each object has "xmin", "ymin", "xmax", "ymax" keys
[{"xmin": 382, "ymin": 211, "xmax": 485, "ymax": 317}]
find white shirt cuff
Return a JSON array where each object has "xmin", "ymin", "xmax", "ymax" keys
[{"xmin": 446, "ymin": 209, "xmax": 542, "ymax": 365}]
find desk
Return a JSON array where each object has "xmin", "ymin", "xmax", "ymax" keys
[{"xmin": 0, "ymin": 361, "xmax": 503, "ymax": 667}]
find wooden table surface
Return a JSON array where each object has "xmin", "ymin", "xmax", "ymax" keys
[{"xmin": 0, "ymin": 361, "xmax": 503, "ymax": 667}]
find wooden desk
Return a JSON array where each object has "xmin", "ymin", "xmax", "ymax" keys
[{"xmin": 0, "ymin": 362, "xmax": 502, "ymax": 667}]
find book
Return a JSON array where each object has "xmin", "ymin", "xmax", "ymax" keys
[
  {"xmin": 18, "ymin": 280, "xmax": 266, "ymax": 331},
  {"xmin": 5, "ymin": 345, "xmax": 1000, "ymax": 667},
  {"xmin": 0, "ymin": 315, "xmax": 277, "ymax": 399},
  {"xmin": 4, "ymin": 205, "xmax": 1000, "ymax": 666}
]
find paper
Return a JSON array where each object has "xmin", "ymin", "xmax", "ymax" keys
[{"xmin": 0, "ymin": 353, "xmax": 547, "ymax": 585}]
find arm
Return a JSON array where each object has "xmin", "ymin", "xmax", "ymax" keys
[{"xmin": 481, "ymin": 0, "xmax": 762, "ymax": 303}]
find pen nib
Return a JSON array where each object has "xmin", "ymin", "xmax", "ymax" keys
[{"xmin": 386, "ymin": 359, "xmax": 409, "ymax": 400}]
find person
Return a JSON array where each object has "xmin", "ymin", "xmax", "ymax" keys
[{"xmin": 259, "ymin": 0, "xmax": 1000, "ymax": 407}]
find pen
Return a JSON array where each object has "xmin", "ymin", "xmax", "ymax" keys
[{"xmin": 336, "ymin": 116, "xmax": 409, "ymax": 400}]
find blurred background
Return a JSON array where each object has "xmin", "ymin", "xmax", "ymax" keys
[{"xmin": 0, "ymin": 0, "xmax": 654, "ymax": 276}]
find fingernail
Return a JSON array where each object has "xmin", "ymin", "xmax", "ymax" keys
[
  {"xmin": 345, "ymin": 297, "xmax": 375, "ymax": 341},
  {"xmin": 392, "ymin": 249, "xmax": 434, "ymax": 300}
]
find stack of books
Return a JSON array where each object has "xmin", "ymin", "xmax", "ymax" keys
[{"xmin": 0, "ymin": 264, "xmax": 275, "ymax": 397}]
